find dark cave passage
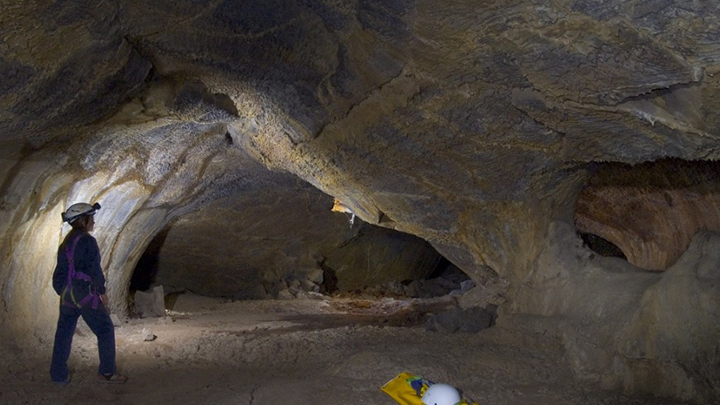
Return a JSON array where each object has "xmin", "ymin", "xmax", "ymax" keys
[
  {"xmin": 129, "ymin": 191, "xmax": 471, "ymax": 315},
  {"xmin": 576, "ymin": 231, "xmax": 627, "ymax": 260},
  {"xmin": 131, "ymin": 221, "xmax": 469, "ymax": 301},
  {"xmin": 130, "ymin": 225, "xmax": 172, "ymax": 293}
]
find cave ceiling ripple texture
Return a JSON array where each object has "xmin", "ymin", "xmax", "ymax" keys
[{"xmin": 1, "ymin": 1, "xmax": 719, "ymax": 403}]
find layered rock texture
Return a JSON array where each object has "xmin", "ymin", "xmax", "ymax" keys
[{"xmin": 1, "ymin": 1, "xmax": 719, "ymax": 402}]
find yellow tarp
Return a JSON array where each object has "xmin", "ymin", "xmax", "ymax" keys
[
  {"xmin": 381, "ymin": 372, "xmax": 480, "ymax": 405},
  {"xmin": 381, "ymin": 372, "xmax": 426, "ymax": 405}
]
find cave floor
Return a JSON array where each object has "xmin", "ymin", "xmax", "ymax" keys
[{"xmin": 1, "ymin": 293, "xmax": 688, "ymax": 405}]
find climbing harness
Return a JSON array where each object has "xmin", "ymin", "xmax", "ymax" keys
[{"xmin": 61, "ymin": 234, "xmax": 100, "ymax": 310}]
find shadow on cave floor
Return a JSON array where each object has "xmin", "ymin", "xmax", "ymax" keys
[{"xmin": 0, "ymin": 295, "xmax": 692, "ymax": 405}]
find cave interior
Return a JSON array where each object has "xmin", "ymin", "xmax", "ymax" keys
[{"xmin": 1, "ymin": 1, "xmax": 720, "ymax": 403}]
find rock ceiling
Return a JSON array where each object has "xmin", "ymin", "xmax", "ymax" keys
[{"xmin": 1, "ymin": 1, "xmax": 719, "ymax": 402}]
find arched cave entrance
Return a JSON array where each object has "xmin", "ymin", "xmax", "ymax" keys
[
  {"xmin": 130, "ymin": 218, "xmax": 470, "ymax": 301},
  {"xmin": 128, "ymin": 182, "xmax": 476, "ymax": 324},
  {"xmin": 574, "ymin": 158, "xmax": 720, "ymax": 271}
]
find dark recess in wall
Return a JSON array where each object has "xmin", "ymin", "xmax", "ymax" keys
[
  {"xmin": 425, "ymin": 257, "xmax": 470, "ymax": 287},
  {"xmin": 130, "ymin": 225, "xmax": 172, "ymax": 292},
  {"xmin": 578, "ymin": 232, "xmax": 627, "ymax": 259}
]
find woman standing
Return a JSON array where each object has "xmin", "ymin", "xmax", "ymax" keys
[{"xmin": 50, "ymin": 202, "xmax": 127, "ymax": 384}]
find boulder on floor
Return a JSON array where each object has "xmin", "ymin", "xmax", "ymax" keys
[{"xmin": 134, "ymin": 286, "xmax": 166, "ymax": 318}]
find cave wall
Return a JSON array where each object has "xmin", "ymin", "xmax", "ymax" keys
[{"xmin": 505, "ymin": 222, "xmax": 720, "ymax": 402}]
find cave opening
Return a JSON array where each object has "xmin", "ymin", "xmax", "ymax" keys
[
  {"xmin": 128, "ymin": 186, "xmax": 475, "ymax": 326},
  {"xmin": 129, "ymin": 224, "xmax": 173, "ymax": 293},
  {"xmin": 574, "ymin": 158, "xmax": 720, "ymax": 270},
  {"xmin": 130, "ymin": 219, "xmax": 471, "ymax": 302},
  {"xmin": 576, "ymin": 231, "xmax": 627, "ymax": 259}
]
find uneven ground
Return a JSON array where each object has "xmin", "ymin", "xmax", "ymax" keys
[{"xmin": 1, "ymin": 294, "xmax": 692, "ymax": 405}]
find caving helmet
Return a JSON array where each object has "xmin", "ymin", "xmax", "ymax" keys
[
  {"xmin": 62, "ymin": 202, "xmax": 101, "ymax": 223},
  {"xmin": 421, "ymin": 383, "xmax": 462, "ymax": 405}
]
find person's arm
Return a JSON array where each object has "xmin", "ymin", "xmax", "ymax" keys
[
  {"xmin": 79, "ymin": 235, "xmax": 107, "ymax": 295},
  {"xmin": 52, "ymin": 248, "xmax": 66, "ymax": 295},
  {"xmin": 88, "ymin": 237, "xmax": 107, "ymax": 295}
]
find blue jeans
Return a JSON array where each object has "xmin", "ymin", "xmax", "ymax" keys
[{"xmin": 49, "ymin": 304, "xmax": 116, "ymax": 382}]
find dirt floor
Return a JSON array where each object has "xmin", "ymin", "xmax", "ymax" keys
[{"xmin": 0, "ymin": 293, "xmax": 693, "ymax": 405}]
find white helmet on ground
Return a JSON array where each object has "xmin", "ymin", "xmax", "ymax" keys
[
  {"xmin": 421, "ymin": 383, "xmax": 462, "ymax": 405},
  {"xmin": 62, "ymin": 202, "xmax": 101, "ymax": 223}
]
